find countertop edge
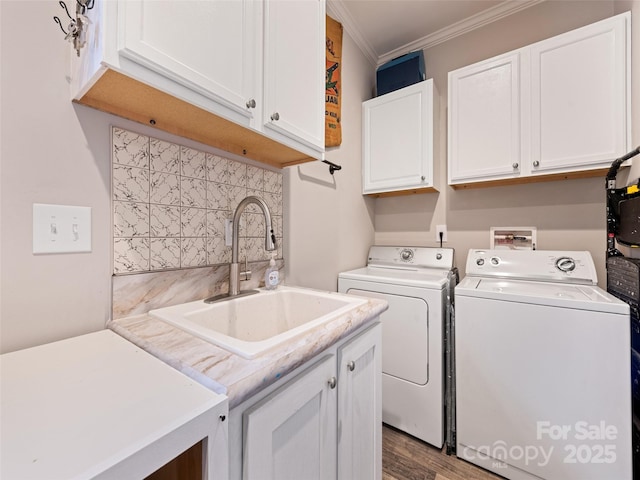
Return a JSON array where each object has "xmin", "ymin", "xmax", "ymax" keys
[
  {"xmin": 108, "ymin": 321, "xmax": 228, "ymax": 396},
  {"xmin": 108, "ymin": 296, "xmax": 387, "ymax": 408}
]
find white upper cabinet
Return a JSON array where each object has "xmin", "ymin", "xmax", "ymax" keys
[
  {"xmin": 448, "ymin": 52, "xmax": 525, "ymax": 184},
  {"xmin": 119, "ymin": 0, "xmax": 258, "ymax": 122},
  {"xmin": 529, "ymin": 14, "xmax": 629, "ymax": 174},
  {"xmin": 71, "ymin": 0, "xmax": 325, "ymax": 167},
  {"xmin": 363, "ymin": 80, "xmax": 438, "ymax": 195},
  {"xmin": 262, "ymin": 0, "xmax": 326, "ymax": 151},
  {"xmin": 448, "ymin": 12, "xmax": 631, "ymax": 187}
]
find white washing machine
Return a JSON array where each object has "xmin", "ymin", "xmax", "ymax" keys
[
  {"xmin": 456, "ymin": 249, "xmax": 631, "ymax": 480},
  {"xmin": 338, "ymin": 246, "xmax": 457, "ymax": 448}
]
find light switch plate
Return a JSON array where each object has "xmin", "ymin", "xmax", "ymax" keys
[{"xmin": 33, "ymin": 204, "xmax": 92, "ymax": 254}]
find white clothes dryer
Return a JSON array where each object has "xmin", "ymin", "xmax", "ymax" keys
[
  {"xmin": 456, "ymin": 249, "xmax": 631, "ymax": 480},
  {"xmin": 338, "ymin": 246, "xmax": 457, "ymax": 448}
]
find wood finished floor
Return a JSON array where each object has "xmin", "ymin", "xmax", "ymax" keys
[{"xmin": 383, "ymin": 425, "xmax": 504, "ymax": 480}]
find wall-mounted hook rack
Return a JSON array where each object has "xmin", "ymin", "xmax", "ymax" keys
[
  {"xmin": 322, "ymin": 159, "xmax": 342, "ymax": 175},
  {"xmin": 53, "ymin": 0, "xmax": 95, "ymax": 57}
]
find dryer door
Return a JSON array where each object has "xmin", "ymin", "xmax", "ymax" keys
[{"xmin": 346, "ymin": 288, "xmax": 429, "ymax": 385}]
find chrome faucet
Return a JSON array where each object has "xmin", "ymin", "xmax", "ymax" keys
[{"xmin": 229, "ymin": 196, "xmax": 277, "ymax": 296}]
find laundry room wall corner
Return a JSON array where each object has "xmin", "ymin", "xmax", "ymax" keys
[{"xmin": 285, "ymin": 27, "xmax": 375, "ymax": 291}]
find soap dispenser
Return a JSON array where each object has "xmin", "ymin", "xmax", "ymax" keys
[{"xmin": 264, "ymin": 254, "xmax": 279, "ymax": 290}]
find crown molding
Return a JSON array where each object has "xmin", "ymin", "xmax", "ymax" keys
[
  {"xmin": 377, "ymin": 0, "xmax": 545, "ymax": 65},
  {"xmin": 327, "ymin": 0, "xmax": 379, "ymax": 67},
  {"xmin": 328, "ymin": 0, "xmax": 545, "ymax": 68}
]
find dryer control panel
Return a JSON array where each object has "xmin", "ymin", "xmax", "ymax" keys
[
  {"xmin": 465, "ymin": 249, "xmax": 597, "ymax": 285},
  {"xmin": 368, "ymin": 246, "xmax": 455, "ymax": 270}
]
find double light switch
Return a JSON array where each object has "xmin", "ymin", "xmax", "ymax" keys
[{"xmin": 33, "ymin": 204, "xmax": 92, "ymax": 254}]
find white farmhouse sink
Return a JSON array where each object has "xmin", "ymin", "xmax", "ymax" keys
[{"xmin": 148, "ymin": 286, "xmax": 367, "ymax": 359}]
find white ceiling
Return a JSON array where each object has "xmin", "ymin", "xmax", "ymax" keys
[{"xmin": 327, "ymin": 0, "xmax": 545, "ymax": 66}]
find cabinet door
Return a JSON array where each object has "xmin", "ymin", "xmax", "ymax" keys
[
  {"xmin": 448, "ymin": 52, "xmax": 525, "ymax": 184},
  {"xmin": 529, "ymin": 13, "xmax": 630, "ymax": 174},
  {"xmin": 262, "ymin": 0, "xmax": 325, "ymax": 151},
  {"xmin": 118, "ymin": 0, "xmax": 258, "ymax": 120},
  {"xmin": 363, "ymin": 80, "xmax": 436, "ymax": 194},
  {"xmin": 337, "ymin": 323, "xmax": 382, "ymax": 480},
  {"xmin": 207, "ymin": 401, "xmax": 230, "ymax": 480},
  {"xmin": 243, "ymin": 355, "xmax": 337, "ymax": 480}
]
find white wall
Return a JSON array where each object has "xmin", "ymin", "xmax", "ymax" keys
[
  {"xmin": 1, "ymin": 0, "xmax": 110, "ymax": 353},
  {"xmin": 374, "ymin": 0, "xmax": 639, "ymax": 284},
  {"xmin": 285, "ymin": 26, "xmax": 375, "ymax": 291}
]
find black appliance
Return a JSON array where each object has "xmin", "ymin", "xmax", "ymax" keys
[{"xmin": 606, "ymin": 146, "xmax": 640, "ymax": 478}]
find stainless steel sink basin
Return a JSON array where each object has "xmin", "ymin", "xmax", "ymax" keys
[{"xmin": 148, "ymin": 286, "xmax": 367, "ymax": 359}]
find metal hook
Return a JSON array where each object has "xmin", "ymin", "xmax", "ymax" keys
[
  {"xmin": 58, "ymin": 0, "xmax": 73, "ymax": 20},
  {"xmin": 53, "ymin": 16, "xmax": 68, "ymax": 35}
]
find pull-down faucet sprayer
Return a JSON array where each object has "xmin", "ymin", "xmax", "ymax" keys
[
  {"xmin": 205, "ymin": 196, "xmax": 276, "ymax": 304},
  {"xmin": 229, "ymin": 196, "xmax": 276, "ymax": 296}
]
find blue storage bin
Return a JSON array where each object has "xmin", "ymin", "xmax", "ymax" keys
[{"xmin": 376, "ymin": 51, "xmax": 425, "ymax": 96}]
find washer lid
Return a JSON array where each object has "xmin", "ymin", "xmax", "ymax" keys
[
  {"xmin": 338, "ymin": 266, "xmax": 450, "ymax": 289},
  {"xmin": 456, "ymin": 277, "xmax": 629, "ymax": 314}
]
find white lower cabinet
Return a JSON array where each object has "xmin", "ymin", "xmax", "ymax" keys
[
  {"xmin": 230, "ymin": 322, "xmax": 382, "ymax": 480},
  {"xmin": 337, "ymin": 323, "xmax": 382, "ymax": 480},
  {"xmin": 243, "ymin": 355, "xmax": 337, "ymax": 480}
]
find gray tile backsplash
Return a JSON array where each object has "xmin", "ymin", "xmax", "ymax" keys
[{"xmin": 112, "ymin": 127, "xmax": 283, "ymax": 274}]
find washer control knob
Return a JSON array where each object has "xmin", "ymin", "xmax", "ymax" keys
[
  {"xmin": 556, "ymin": 257, "xmax": 576, "ymax": 272},
  {"xmin": 476, "ymin": 258, "xmax": 485, "ymax": 266},
  {"xmin": 400, "ymin": 249, "xmax": 414, "ymax": 262},
  {"xmin": 490, "ymin": 256, "xmax": 500, "ymax": 266}
]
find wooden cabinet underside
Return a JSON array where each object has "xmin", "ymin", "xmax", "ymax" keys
[
  {"xmin": 450, "ymin": 168, "xmax": 608, "ymax": 189},
  {"xmin": 76, "ymin": 69, "xmax": 315, "ymax": 169}
]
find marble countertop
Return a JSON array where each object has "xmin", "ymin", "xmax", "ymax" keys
[{"xmin": 108, "ymin": 289, "xmax": 387, "ymax": 408}]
